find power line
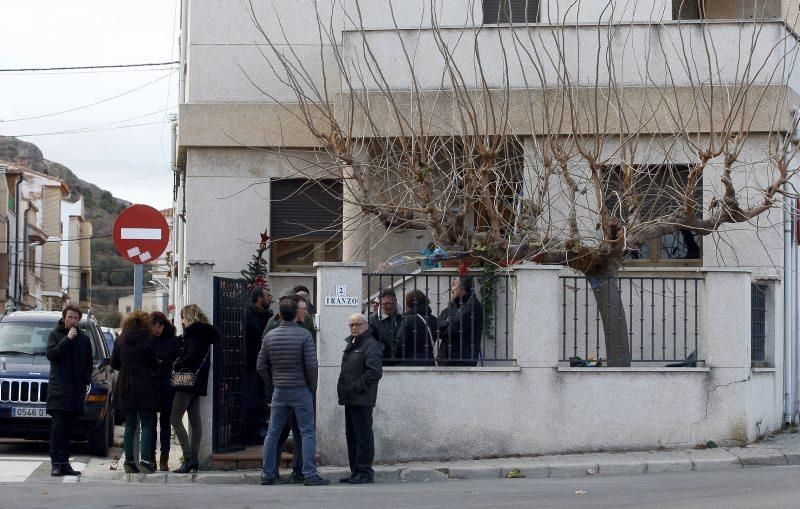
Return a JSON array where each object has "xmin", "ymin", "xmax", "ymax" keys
[
  {"xmin": 0, "ymin": 61, "xmax": 179, "ymax": 73},
  {"xmin": 7, "ymin": 120, "xmax": 169, "ymax": 138},
  {"xmin": 0, "ymin": 71, "xmax": 176, "ymax": 123}
]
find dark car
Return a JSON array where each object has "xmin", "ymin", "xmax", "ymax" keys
[{"xmin": 0, "ymin": 311, "xmax": 116, "ymax": 456}]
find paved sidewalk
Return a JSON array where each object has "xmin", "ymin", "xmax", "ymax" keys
[{"xmin": 105, "ymin": 430, "xmax": 800, "ymax": 485}]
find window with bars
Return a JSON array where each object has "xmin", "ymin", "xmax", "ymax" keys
[
  {"xmin": 751, "ymin": 283, "xmax": 767, "ymax": 365},
  {"xmin": 483, "ymin": 0, "xmax": 539, "ymax": 24}
]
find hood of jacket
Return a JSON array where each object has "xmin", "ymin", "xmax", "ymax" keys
[
  {"xmin": 184, "ymin": 321, "xmax": 218, "ymax": 344},
  {"xmin": 121, "ymin": 327, "xmax": 152, "ymax": 346},
  {"xmin": 405, "ymin": 302, "xmax": 432, "ymax": 316}
]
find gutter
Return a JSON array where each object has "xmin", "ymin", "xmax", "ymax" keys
[{"xmin": 784, "ymin": 107, "xmax": 800, "ymax": 425}]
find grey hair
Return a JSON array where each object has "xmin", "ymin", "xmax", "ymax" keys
[{"xmin": 349, "ymin": 313, "xmax": 368, "ymax": 324}]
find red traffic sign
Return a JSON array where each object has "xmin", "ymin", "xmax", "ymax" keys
[{"xmin": 113, "ymin": 204, "xmax": 170, "ymax": 265}]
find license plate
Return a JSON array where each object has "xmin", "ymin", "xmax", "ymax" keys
[{"xmin": 12, "ymin": 407, "xmax": 48, "ymax": 418}]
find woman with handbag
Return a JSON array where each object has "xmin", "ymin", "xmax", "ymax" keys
[
  {"xmin": 395, "ymin": 290, "xmax": 439, "ymax": 366},
  {"xmin": 111, "ymin": 310, "xmax": 160, "ymax": 473},
  {"xmin": 170, "ymin": 304, "xmax": 218, "ymax": 473},
  {"xmin": 148, "ymin": 311, "xmax": 179, "ymax": 471}
]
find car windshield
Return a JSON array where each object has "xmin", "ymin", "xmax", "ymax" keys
[{"xmin": 0, "ymin": 320, "xmax": 96, "ymax": 356}]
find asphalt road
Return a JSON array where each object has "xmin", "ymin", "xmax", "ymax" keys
[{"xmin": 0, "ymin": 464, "xmax": 798, "ymax": 509}]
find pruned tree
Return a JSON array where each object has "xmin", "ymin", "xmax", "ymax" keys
[{"xmin": 243, "ymin": 0, "xmax": 800, "ymax": 366}]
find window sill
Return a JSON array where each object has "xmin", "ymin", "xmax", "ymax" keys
[
  {"xmin": 557, "ymin": 366, "xmax": 710, "ymax": 373},
  {"xmin": 383, "ymin": 366, "xmax": 520, "ymax": 373},
  {"xmin": 752, "ymin": 367, "xmax": 777, "ymax": 373}
]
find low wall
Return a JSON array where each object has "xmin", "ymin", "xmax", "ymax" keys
[{"xmin": 314, "ymin": 263, "xmax": 784, "ymax": 464}]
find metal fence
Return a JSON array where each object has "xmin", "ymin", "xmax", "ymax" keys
[
  {"xmin": 560, "ymin": 275, "xmax": 702, "ymax": 364},
  {"xmin": 363, "ymin": 271, "xmax": 515, "ymax": 365},
  {"xmin": 751, "ymin": 283, "xmax": 767, "ymax": 364}
]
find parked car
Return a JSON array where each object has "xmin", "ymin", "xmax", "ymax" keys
[
  {"xmin": 0, "ymin": 311, "xmax": 116, "ymax": 456},
  {"xmin": 100, "ymin": 327, "xmax": 118, "ymax": 355}
]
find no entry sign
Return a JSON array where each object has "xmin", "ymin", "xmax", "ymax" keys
[{"xmin": 113, "ymin": 204, "xmax": 170, "ymax": 264}]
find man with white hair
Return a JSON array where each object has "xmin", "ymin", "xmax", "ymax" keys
[{"xmin": 337, "ymin": 313, "xmax": 383, "ymax": 484}]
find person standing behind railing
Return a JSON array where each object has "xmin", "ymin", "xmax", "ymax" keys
[
  {"xmin": 396, "ymin": 290, "xmax": 439, "ymax": 366},
  {"xmin": 368, "ymin": 288, "xmax": 402, "ymax": 365},
  {"xmin": 438, "ymin": 276, "xmax": 483, "ymax": 366}
]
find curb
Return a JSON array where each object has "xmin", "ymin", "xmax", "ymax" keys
[{"xmin": 109, "ymin": 450, "xmax": 795, "ymax": 484}]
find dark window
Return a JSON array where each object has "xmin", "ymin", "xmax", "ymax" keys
[
  {"xmin": 604, "ymin": 165, "xmax": 702, "ymax": 264},
  {"xmin": 673, "ymin": 0, "xmax": 704, "ymax": 20},
  {"xmin": 751, "ymin": 283, "xmax": 767, "ymax": 364},
  {"xmin": 483, "ymin": 0, "xmax": 539, "ymax": 24},
  {"xmin": 270, "ymin": 179, "xmax": 343, "ymax": 271}
]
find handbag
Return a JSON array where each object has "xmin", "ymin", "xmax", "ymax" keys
[
  {"xmin": 170, "ymin": 350, "xmax": 210, "ymax": 390},
  {"xmin": 415, "ymin": 314, "xmax": 439, "ymax": 367}
]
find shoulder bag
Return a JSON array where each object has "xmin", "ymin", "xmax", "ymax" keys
[{"xmin": 170, "ymin": 350, "xmax": 210, "ymax": 390}]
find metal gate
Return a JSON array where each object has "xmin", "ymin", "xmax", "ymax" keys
[{"xmin": 212, "ymin": 277, "xmax": 249, "ymax": 453}]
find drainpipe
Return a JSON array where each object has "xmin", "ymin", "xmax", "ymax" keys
[
  {"xmin": 179, "ymin": 0, "xmax": 188, "ymax": 104},
  {"xmin": 784, "ymin": 107, "xmax": 800, "ymax": 425}
]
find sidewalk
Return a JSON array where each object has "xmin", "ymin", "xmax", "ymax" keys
[{"xmin": 107, "ymin": 430, "xmax": 800, "ymax": 485}]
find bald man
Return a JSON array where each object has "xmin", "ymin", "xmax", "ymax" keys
[{"xmin": 337, "ymin": 313, "xmax": 383, "ymax": 484}]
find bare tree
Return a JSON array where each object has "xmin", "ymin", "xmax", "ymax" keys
[{"xmin": 243, "ymin": 0, "xmax": 800, "ymax": 366}]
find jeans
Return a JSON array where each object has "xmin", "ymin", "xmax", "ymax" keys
[
  {"xmin": 344, "ymin": 405, "xmax": 375, "ymax": 479},
  {"xmin": 49, "ymin": 410, "xmax": 77, "ymax": 464},
  {"xmin": 124, "ymin": 410, "xmax": 155, "ymax": 463},
  {"xmin": 276, "ymin": 411, "xmax": 302, "ymax": 475},
  {"xmin": 150, "ymin": 398, "xmax": 173, "ymax": 459},
  {"xmin": 261, "ymin": 387, "xmax": 317, "ymax": 479},
  {"xmin": 171, "ymin": 391, "xmax": 202, "ymax": 459}
]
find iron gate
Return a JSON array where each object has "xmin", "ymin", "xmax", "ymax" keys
[{"xmin": 212, "ymin": 277, "xmax": 249, "ymax": 453}]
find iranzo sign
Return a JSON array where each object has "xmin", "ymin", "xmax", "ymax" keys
[{"xmin": 324, "ymin": 285, "xmax": 359, "ymax": 307}]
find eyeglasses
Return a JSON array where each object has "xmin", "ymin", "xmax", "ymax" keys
[{"xmin": 348, "ymin": 322, "xmax": 366, "ymax": 327}]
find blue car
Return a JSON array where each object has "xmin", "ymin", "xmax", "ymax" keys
[{"xmin": 0, "ymin": 311, "xmax": 116, "ymax": 456}]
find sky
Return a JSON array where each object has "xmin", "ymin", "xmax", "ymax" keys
[{"xmin": 0, "ymin": 1, "xmax": 179, "ymax": 210}]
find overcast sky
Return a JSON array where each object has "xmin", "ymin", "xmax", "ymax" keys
[{"xmin": 0, "ymin": 0, "xmax": 179, "ymax": 210}]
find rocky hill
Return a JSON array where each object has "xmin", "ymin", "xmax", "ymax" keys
[{"xmin": 0, "ymin": 136, "xmax": 149, "ymax": 325}]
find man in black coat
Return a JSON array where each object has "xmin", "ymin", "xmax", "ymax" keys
[
  {"xmin": 46, "ymin": 305, "xmax": 93, "ymax": 477},
  {"xmin": 244, "ymin": 285, "xmax": 273, "ymax": 444},
  {"xmin": 368, "ymin": 288, "xmax": 402, "ymax": 365},
  {"xmin": 337, "ymin": 313, "xmax": 383, "ymax": 484},
  {"xmin": 438, "ymin": 276, "xmax": 484, "ymax": 366}
]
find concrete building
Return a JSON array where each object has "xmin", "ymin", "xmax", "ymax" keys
[
  {"xmin": 60, "ymin": 197, "xmax": 93, "ymax": 309},
  {"xmin": 173, "ymin": 0, "xmax": 800, "ymax": 464}
]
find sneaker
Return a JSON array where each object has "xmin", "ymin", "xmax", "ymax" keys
[
  {"xmin": 339, "ymin": 475, "xmax": 355, "ymax": 484},
  {"xmin": 275, "ymin": 475, "xmax": 291, "ymax": 484},
  {"xmin": 303, "ymin": 475, "xmax": 331, "ymax": 486},
  {"xmin": 348, "ymin": 474, "xmax": 374, "ymax": 484},
  {"xmin": 260, "ymin": 475, "xmax": 275, "ymax": 485},
  {"xmin": 289, "ymin": 472, "xmax": 305, "ymax": 484}
]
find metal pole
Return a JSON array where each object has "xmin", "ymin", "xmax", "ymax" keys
[{"xmin": 134, "ymin": 264, "xmax": 143, "ymax": 310}]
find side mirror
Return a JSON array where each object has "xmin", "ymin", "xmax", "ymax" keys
[{"xmin": 96, "ymin": 357, "xmax": 111, "ymax": 370}]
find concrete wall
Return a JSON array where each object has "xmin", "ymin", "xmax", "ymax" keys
[{"xmin": 314, "ymin": 263, "xmax": 783, "ymax": 464}]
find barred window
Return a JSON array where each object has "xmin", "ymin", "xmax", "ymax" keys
[{"xmin": 483, "ymin": 0, "xmax": 539, "ymax": 24}]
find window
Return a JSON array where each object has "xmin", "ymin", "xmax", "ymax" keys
[
  {"xmin": 673, "ymin": 0, "xmax": 704, "ymax": 20},
  {"xmin": 604, "ymin": 164, "xmax": 702, "ymax": 264},
  {"xmin": 483, "ymin": 0, "xmax": 539, "ymax": 24},
  {"xmin": 270, "ymin": 179, "xmax": 343, "ymax": 272},
  {"xmin": 751, "ymin": 283, "xmax": 767, "ymax": 364}
]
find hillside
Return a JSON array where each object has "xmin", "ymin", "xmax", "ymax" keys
[{"xmin": 0, "ymin": 136, "xmax": 150, "ymax": 325}]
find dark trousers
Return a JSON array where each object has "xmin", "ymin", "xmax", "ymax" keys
[
  {"xmin": 124, "ymin": 410, "xmax": 155, "ymax": 464},
  {"xmin": 344, "ymin": 405, "xmax": 375, "ymax": 479},
  {"xmin": 244, "ymin": 370, "xmax": 267, "ymax": 444},
  {"xmin": 150, "ymin": 398, "xmax": 173, "ymax": 459},
  {"xmin": 275, "ymin": 411, "xmax": 302, "ymax": 475},
  {"xmin": 49, "ymin": 410, "xmax": 78, "ymax": 464}
]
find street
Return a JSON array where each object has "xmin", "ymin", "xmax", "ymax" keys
[{"xmin": 0, "ymin": 447, "xmax": 798, "ymax": 509}]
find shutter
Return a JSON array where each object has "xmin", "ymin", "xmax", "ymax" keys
[
  {"xmin": 270, "ymin": 179, "xmax": 343, "ymax": 240},
  {"xmin": 483, "ymin": 0, "xmax": 539, "ymax": 24}
]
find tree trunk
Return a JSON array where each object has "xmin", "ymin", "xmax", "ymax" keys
[{"xmin": 588, "ymin": 267, "xmax": 631, "ymax": 367}]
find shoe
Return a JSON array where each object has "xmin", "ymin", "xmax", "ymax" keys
[
  {"xmin": 260, "ymin": 475, "xmax": 275, "ymax": 485},
  {"xmin": 50, "ymin": 463, "xmax": 64, "ymax": 477},
  {"xmin": 348, "ymin": 474, "xmax": 374, "ymax": 484},
  {"xmin": 303, "ymin": 475, "xmax": 330, "ymax": 486},
  {"xmin": 275, "ymin": 475, "xmax": 291, "ymax": 484},
  {"xmin": 139, "ymin": 461, "xmax": 157, "ymax": 474},
  {"xmin": 61, "ymin": 463, "xmax": 81, "ymax": 476},
  {"xmin": 289, "ymin": 472, "xmax": 305, "ymax": 484},
  {"xmin": 123, "ymin": 461, "xmax": 140, "ymax": 474},
  {"xmin": 339, "ymin": 474, "xmax": 355, "ymax": 483},
  {"xmin": 173, "ymin": 456, "xmax": 199, "ymax": 474},
  {"xmin": 159, "ymin": 454, "xmax": 169, "ymax": 471}
]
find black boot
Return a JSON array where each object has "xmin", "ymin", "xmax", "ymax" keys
[
  {"xmin": 173, "ymin": 456, "xmax": 198, "ymax": 474},
  {"xmin": 61, "ymin": 463, "xmax": 81, "ymax": 476},
  {"xmin": 139, "ymin": 461, "xmax": 156, "ymax": 474},
  {"xmin": 123, "ymin": 461, "xmax": 140, "ymax": 473},
  {"xmin": 50, "ymin": 463, "xmax": 64, "ymax": 477}
]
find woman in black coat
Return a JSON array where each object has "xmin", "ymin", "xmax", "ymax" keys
[
  {"xmin": 111, "ymin": 310, "xmax": 160, "ymax": 474},
  {"xmin": 395, "ymin": 290, "xmax": 439, "ymax": 366},
  {"xmin": 148, "ymin": 311, "xmax": 179, "ymax": 471},
  {"xmin": 170, "ymin": 304, "xmax": 219, "ymax": 473}
]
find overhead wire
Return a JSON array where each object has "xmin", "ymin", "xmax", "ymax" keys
[{"xmin": 0, "ymin": 61, "xmax": 179, "ymax": 73}]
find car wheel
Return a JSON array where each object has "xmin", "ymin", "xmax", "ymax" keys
[{"xmin": 88, "ymin": 410, "xmax": 110, "ymax": 457}]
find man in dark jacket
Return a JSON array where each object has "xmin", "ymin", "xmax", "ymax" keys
[
  {"xmin": 257, "ymin": 297, "xmax": 329, "ymax": 486},
  {"xmin": 46, "ymin": 305, "xmax": 93, "ymax": 477},
  {"xmin": 438, "ymin": 276, "xmax": 483, "ymax": 366},
  {"xmin": 245, "ymin": 285, "xmax": 273, "ymax": 444},
  {"xmin": 337, "ymin": 313, "xmax": 383, "ymax": 484},
  {"xmin": 368, "ymin": 288, "xmax": 402, "ymax": 365}
]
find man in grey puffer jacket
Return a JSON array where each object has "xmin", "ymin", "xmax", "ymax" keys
[{"xmin": 257, "ymin": 296, "xmax": 329, "ymax": 486}]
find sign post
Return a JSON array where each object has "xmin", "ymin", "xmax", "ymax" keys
[{"xmin": 113, "ymin": 205, "xmax": 170, "ymax": 312}]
